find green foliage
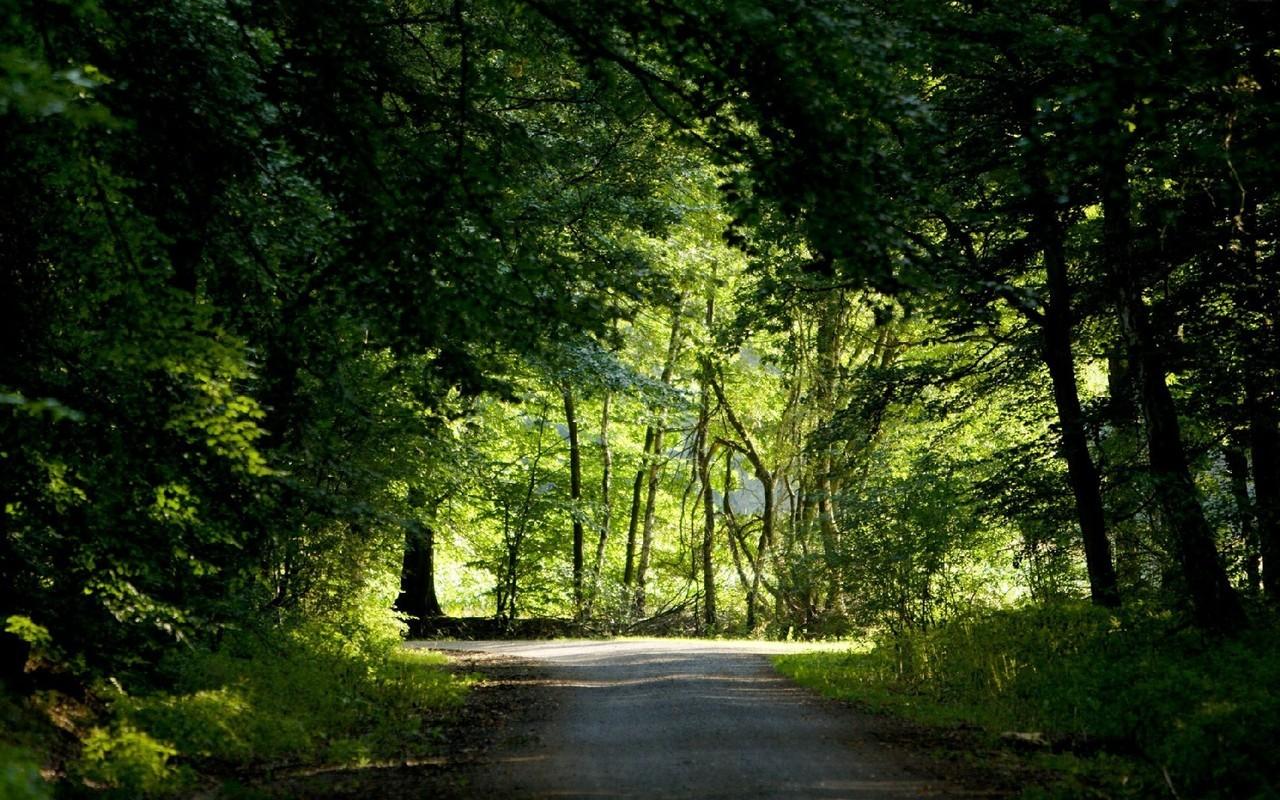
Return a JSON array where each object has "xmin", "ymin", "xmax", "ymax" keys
[
  {"xmin": 72, "ymin": 626, "xmax": 469, "ymax": 796},
  {"xmin": 777, "ymin": 604, "xmax": 1280, "ymax": 799},
  {"xmin": 4, "ymin": 616, "xmax": 52, "ymax": 657},
  {"xmin": 3, "ymin": 0, "xmax": 1278, "ymax": 793},
  {"xmin": 1, "ymin": 0, "xmax": 682, "ymax": 682},
  {"xmin": 0, "ymin": 745, "xmax": 51, "ymax": 800},
  {"xmin": 75, "ymin": 725, "xmax": 182, "ymax": 798}
]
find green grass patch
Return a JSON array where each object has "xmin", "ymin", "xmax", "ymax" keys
[
  {"xmin": 67, "ymin": 628, "xmax": 471, "ymax": 797},
  {"xmin": 775, "ymin": 604, "xmax": 1280, "ymax": 799}
]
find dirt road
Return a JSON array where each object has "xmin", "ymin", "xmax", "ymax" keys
[{"xmin": 414, "ymin": 639, "xmax": 964, "ymax": 799}]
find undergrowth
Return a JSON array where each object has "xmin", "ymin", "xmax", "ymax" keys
[
  {"xmin": 2, "ymin": 618, "xmax": 472, "ymax": 798},
  {"xmin": 0, "ymin": 744, "xmax": 50, "ymax": 800},
  {"xmin": 775, "ymin": 603, "xmax": 1280, "ymax": 799}
]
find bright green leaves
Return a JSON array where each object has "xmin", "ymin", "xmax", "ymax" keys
[
  {"xmin": 4, "ymin": 615, "xmax": 52, "ymax": 657},
  {"xmin": 160, "ymin": 339, "xmax": 272, "ymax": 478},
  {"xmin": 75, "ymin": 725, "xmax": 180, "ymax": 798}
]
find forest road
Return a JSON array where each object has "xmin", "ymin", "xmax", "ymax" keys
[{"xmin": 414, "ymin": 639, "xmax": 967, "ymax": 799}]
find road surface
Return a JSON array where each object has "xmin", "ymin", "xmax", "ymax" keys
[{"xmin": 412, "ymin": 639, "xmax": 966, "ymax": 799}]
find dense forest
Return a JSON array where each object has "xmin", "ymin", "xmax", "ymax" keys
[{"xmin": 2, "ymin": 0, "xmax": 1278, "ymax": 797}]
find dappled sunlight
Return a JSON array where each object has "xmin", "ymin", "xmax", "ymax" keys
[
  {"xmin": 283, "ymin": 756, "xmax": 450, "ymax": 777},
  {"xmin": 8, "ymin": 0, "xmax": 1273, "ymax": 796},
  {"xmin": 548, "ymin": 670, "xmax": 783, "ymax": 686},
  {"xmin": 416, "ymin": 637, "xmax": 850, "ymax": 662}
]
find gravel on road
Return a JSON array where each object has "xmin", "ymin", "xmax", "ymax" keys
[{"xmin": 413, "ymin": 639, "xmax": 976, "ymax": 800}]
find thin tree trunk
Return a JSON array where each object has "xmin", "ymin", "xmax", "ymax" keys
[
  {"xmin": 711, "ymin": 372, "xmax": 774, "ymax": 632},
  {"xmin": 695, "ymin": 294, "xmax": 718, "ymax": 629},
  {"xmin": 1238, "ymin": 194, "xmax": 1280, "ymax": 602},
  {"xmin": 1104, "ymin": 346, "xmax": 1147, "ymax": 589},
  {"xmin": 1081, "ymin": 0, "xmax": 1242, "ymax": 633},
  {"xmin": 1248, "ymin": 375, "xmax": 1280, "ymax": 601},
  {"xmin": 587, "ymin": 391, "xmax": 613, "ymax": 613},
  {"xmin": 634, "ymin": 425, "xmax": 664, "ymax": 615},
  {"xmin": 1113, "ymin": 198, "xmax": 1242, "ymax": 629},
  {"xmin": 623, "ymin": 426, "xmax": 653, "ymax": 587},
  {"xmin": 723, "ymin": 451, "xmax": 751, "ymax": 595},
  {"xmin": 563, "ymin": 388, "xmax": 584, "ymax": 614},
  {"xmin": 697, "ymin": 433, "xmax": 717, "ymax": 629},
  {"xmin": 632, "ymin": 299, "xmax": 686, "ymax": 615},
  {"xmin": 498, "ymin": 405, "xmax": 550, "ymax": 624},
  {"xmin": 1107, "ymin": 347, "xmax": 1141, "ymax": 427},
  {"xmin": 748, "ymin": 474, "xmax": 775, "ymax": 631},
  {"xmin": 496, "ymin": 508, "xmax": 511, "ymax": 619},
  {"xmin": 812, "ymin": 291, "xmax": 845, "ymax": 610},
  {"xmin": 0, "ymin": 505, "xmax": 29, "ymax": 688},
  {"xmin": 1223, "ymin": 439, "xmax": 1260, "ymax": 595},
  {"xmin": 806, "ymin": 334, "xmax": 857, "ymax": 619}
]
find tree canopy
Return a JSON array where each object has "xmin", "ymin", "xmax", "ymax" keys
[{"xmin": 2, "ymin": 0, "xmax": 1279, "ymax": 795}]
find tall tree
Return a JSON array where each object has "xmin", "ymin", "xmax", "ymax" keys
[
  {"xmin": 1081, "ymin": 0, "xmax": 1243, "ymax": 628},
  {"xmin": 564, "ymin": 388, "xmax": 585, "ymax": 613}
]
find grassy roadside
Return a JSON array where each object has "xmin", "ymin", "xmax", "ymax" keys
[
  {"xmin": 775, "ymin": 604, "xmax": 1280, "ymax": 799},
  {"xmin": 1, "ymin": 622, "xmax": 473, "ymax": 798}
]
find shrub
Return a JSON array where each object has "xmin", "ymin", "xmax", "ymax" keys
[
  {"xmin": 58, "ymin": 615, "xmax": 471, "ymax": 796},
  {"xmin": 776, "ymin": 604, "xmax": 1280, "ymax": 799},
  {"xmin": 75, "ymin": 725, "xmax": 183, "ymax": 798},
  {"xmin": 84, "ymin": 629, "xmax": 469, "ymax": 782}
]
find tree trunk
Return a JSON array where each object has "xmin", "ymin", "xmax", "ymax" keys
[
  {"xmin": 711, "ymin": 372, "xmax": 775, "ymax": 632},
  {"xmin": 563, "ymin": 388, "xmax": 584, "ymax": 613},
  {"xmin": 631, "ymin": 299, "xmax": 686, "ymax": 615},
  {"xmin": 0, "ymin": 508, "xmax": 32, "ymax": 690},
  {"xmin": 1105, "ymin": 346, "xmax": 1147, "ymax": 589},
  {"xmin": 497, "ymin": 406, "xmax": 550, "ymax": 624},
  {"xmin": 722, "ymin": 452, "xmax": 750, "ymax": 592},
  {"xmin": 812, "ymin": 291, "xmax": 845, "ymax": 610},
  {"xmin": 748, "ymin": 470, "xmax": 775, "ymax": 632},
  {"xmin": 396, "ymin": 523, "xmax": 444, "ymax": 634},
  {"xmin": 696, "ymin": 290, "xmax": 718, "ymax": 628},
  {"xmin": 588, "ymin": 391, "xmax": 613, "ymax": 613},
  {"xmin": 634, "ymin": 425, "xmax": 664, "ymax": 615},
  {"xmin": 1223, "ymin": 439, "xmax": 1261, "ymax": 595},
  {"xmin": 1248, "ymin": 376, "xmax": 1280, "ymax": 601},
  {"xmin": 1042, "ymin": 268, "xmax": 1121, "ymax": 607},
  {"xmin": 1022, "ymin": 105, "xmax": 1120, "ymax": 608},
  {"xmin": 1238, "ymin": 194, "xmax": 1280, "ymax": 603},
  {"xmin": 1099, "ymin": 123, "xmax": 1243, "ymax": 631},
  {"xmin": 1106, "ymin": 347, "xmax": 1141, "ymax": 428},
  {"xmin": 623, "ymin": 426, "xmax": 654, "ymax": 587},
  {"xmin": 697, "ymin": 429, "xmax": 717, "ymax": 629},
  {"xmin": 1112, "ymin": 189, "xmax": 1242, "ymax": 630},
  {"xmin": 1084, "ymin": 0, "xmax": 1242, "ymax": 634}
]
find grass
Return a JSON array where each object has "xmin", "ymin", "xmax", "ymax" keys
[
  {"xmin": 775, "ymin": 603, "xmax": 1280, "ymax": 800},
  {"xmin": 4, "ymin": 623, "xmax": 474, "ymax": 798}
]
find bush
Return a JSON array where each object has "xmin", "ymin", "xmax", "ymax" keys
[
  {"xmin": 776, "ymin": 604, "xmax": 1280, "ymax": 799},
  {"xmin": 70, "ymin": 622, "xmax": 471, "ymax": 796},
  {"xmin": 75, "ymin": 726, "xmax": 182, "ymax": 798}
]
